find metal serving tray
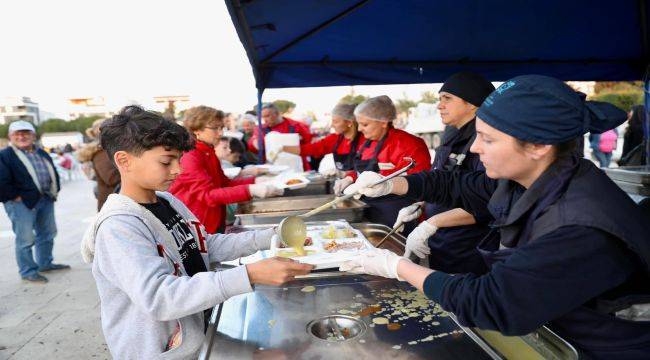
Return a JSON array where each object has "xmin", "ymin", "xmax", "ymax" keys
[
  {"xmin": 604, "ymin": 166, "xmax": 650, "ymax": 184},
  {"xmin": 234, "ymin": 195, "xmax": 367, "ymax": 225},
  {"xmin": 612, "ymin": 180, "xmax": 650, "ymax": 196}
]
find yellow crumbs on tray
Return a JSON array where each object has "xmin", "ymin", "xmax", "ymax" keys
[{"xmin": 300, "ymin": 286, "xmax": 316, "ymax": 293}]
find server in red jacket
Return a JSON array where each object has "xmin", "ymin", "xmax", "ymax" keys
[
  {"xmin": 334, "ymin": 96, "xmax": 431, "ymax": 230},
  {"xmin": 281, "ymin": 103, "xmax": 364, "ymax": 171},
  {"xmin": 247, "ymin": 103, "xmax": 313, "ymax": 170},
  {"xmin": 169, "ymin": 106, "xmax": 283, "ymax": 234}
]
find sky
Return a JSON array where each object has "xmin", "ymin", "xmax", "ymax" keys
[{"xmin": 0, "ymin": 0, "xmax": 441, "ymax": 119}]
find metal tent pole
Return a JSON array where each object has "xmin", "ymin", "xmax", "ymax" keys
[{"xmin": 257, "ymin": 88, "xmax": 265, "ymax": 164}]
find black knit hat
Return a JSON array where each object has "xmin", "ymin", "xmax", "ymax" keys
[{"xmin": 439, "ymin": 71, "xmax": 495, "ymax": 107}]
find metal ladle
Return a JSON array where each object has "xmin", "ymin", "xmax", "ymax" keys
[{"xmin": 277, "ymin": 158, "xmax": 416, "ymax": 255}]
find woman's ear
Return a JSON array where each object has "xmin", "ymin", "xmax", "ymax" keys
[{"xmin": 525, "ymin": 143, "xmax": 554, "ymax": 160}]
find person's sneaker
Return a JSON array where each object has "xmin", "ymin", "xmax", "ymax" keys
[
  {"xmin": 38, "ymin": 263, "xmax": 71, "ymax": 272},
  {"xmin": 22, "ymin": 273, "xmax": 48, "ymax": 283}
]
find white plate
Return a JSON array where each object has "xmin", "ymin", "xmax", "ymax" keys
[
  {"xmin": 222, "ymin": 167, "xmax": 241, "ymax": 179},
  {"xmin": 253, "ymin": 164, "xmax": 290, "ymax": 175},
  {"xmin": 274, "ymin": 174, "xmax": 310, "ymax": 190},
  {"xmin": 238, "ymin": 222, "xmax": 374, "ymax": 270}
]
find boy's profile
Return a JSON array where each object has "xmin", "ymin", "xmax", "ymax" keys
[{"xmin": 81, "ymin": 105, "xmax": 312, "ymax": 359}]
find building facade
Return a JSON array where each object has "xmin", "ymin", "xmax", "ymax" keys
[{"xmin": 0, "ymin": 97, "xmax": 41, "ymax": 125}]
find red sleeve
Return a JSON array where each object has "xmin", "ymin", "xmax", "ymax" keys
[
  {"xmin": 230, "ymin": 176, "xmax": 255, "ymax": 186},
  {"xmin": 176, "ymin": 151, "xmax": 252, "ymax": 207},
  {"xmin": 247, "ymin": 127, "xmax": 261, "ymax": 152},
  {"xmin": 380, "ymin": 136, "xmax": 431, "ymax": 177},
  {"xmin": 297, "ymin": 122, "xmax": 313, "ymax": 145},
  {"xmin": 300, "ymin": 134, "xmax": 338, "ymax": 157}
]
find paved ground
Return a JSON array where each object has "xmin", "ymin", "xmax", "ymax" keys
[{"xmin": 0, "ymin": 178, "xmax": 109, "ymax": 360}]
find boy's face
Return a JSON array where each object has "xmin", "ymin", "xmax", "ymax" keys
[{"xmin": 115, "ymin": 146, "xmax": 183, "ymax": 191}]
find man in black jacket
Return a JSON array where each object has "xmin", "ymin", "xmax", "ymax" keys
[{"xmin": 0, "ymin": 121, "xmax": 69, "ymax": 283}]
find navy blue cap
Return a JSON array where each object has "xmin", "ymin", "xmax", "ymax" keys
[{"xmin": 477, "ymin": 75, "xmax": 628, "ymax": 144}]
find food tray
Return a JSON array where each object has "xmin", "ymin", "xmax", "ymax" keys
[
  {"xmin": 604, "ymin": 166, "xmax": 650, "ymax": 184},
  {"xmin": 451, "ymin": 313, "xmax": 579, "ymax": 360},
  {"xmin": 234, "ymin": 195, "xmax": 367, "ymax": 225},
  {"xmin": 612, "ymin": 180, "xmax": 650, "ymax": 196},
  {"xmin": 239, "ymin": 221, "xmax": 374, "ymax": 270}
]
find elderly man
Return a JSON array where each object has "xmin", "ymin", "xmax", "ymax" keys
[
  {"xmin": 0, "ymin": 121, "xmax": 70, "ymax": 283},
  {"xmin": 246, "ymin": 103, "xmax": 313, "ymax": 170}
]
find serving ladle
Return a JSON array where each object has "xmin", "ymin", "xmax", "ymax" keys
[{"xmin": 277, "ymin": 158, "xmax": 416, "ymax": 256}]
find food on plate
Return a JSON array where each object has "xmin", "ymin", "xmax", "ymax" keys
[
  {"xmin": 285, "ymin": 178, "xmax": 303, "ymax": 186},
  {"xmin": 323, "ymin": 240, "xmax": 365, "ymax": 253},
  {"xmin": 320, "ymin": 225, "xmax": 358, "ymax": 239}
]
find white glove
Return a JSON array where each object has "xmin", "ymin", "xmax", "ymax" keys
[
  {"xmin": 394, "ymin": 202, "xmax": 424, "ymax": 232},
  {"xmin": 343, "ymin": 171, "xmax": 393, "ymax": 198},
  {"xmin": 405, "ymin": 220, "xmax": 437, "ymax": 259},
  {"xmin": 339, "ymin": 248, "xmax": 410, "ymax": 280},
  {"xmin": 333, "ymin": 176, "xmax": 354, "ymax": 196},
  {"xmin": 249, "ymin": 183, "xmax": 284, "ymax": 199}
]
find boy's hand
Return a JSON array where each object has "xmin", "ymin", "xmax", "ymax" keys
[{"xmin": 246, "ymin": 257, "xmax": 314, "ymax": 286}]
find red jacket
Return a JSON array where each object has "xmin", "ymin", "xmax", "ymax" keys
[
  {"xmin": 247, "ymin": 116, "xmax": 313, "ymax": 170},
  {"xmin": 347, "ymin": 127, "xmax": 431, "ymax": 180},
  {"xmin": 300, "ymin": 133, "xmax": 366, "ymax": 158},
  {"xmin": 169, "ymin": 141, "xmax": 254, "ymax": 233}
]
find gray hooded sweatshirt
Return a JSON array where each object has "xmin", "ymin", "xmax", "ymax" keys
[{"xmin": 81, "ymin": 192, "xmax": 273, "ymax": 359}]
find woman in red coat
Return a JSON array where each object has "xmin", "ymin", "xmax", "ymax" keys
[
  {"xmin": 169, "ymin": 106, "xmax": 283, "ymax": 233},
  {"xmin": 282, "ymin": 103, "xmax": 365, "ymax": 172},
  {"xmin": 334, "ymin": 96, "xmax": 431, "ymax": 230}
]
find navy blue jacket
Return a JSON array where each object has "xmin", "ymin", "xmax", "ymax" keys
[
  {"xmin": 427, "ymin": 120, "xmax": 489, "ymax": 274},
  {"xmin": 406, "ymin": 160, "xmax": 650, "ymax": 359},
  {"xmin": 0, "ymin": 146, "xmax": 60, "ymax": 209}
]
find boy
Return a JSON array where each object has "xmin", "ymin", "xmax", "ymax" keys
[{"xmin": 81, "ymin": 106, "xmax": 312, "ymax": 359}]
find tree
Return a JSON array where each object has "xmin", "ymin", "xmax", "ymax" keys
[
  {"xmin": 272, "ymin": 100, "xmax": 296, "ymax": 114},
  {"xmin": 590, "ymin": 81, "xmax": 643, "ymax": 112},
  {"xmin": 339, "ymin": 94, "xmax": 368, "ymax": 106},
  {"xmin": 395, "ymin": 98, "xmax": 417, "ymax": 114},
  {"xmin": 419, "ymin": 91, "xmax": 438, "ymax": 104},
  {"xmin": 38, "ymin": 118, "xmax": 69, "ymax": 134}
]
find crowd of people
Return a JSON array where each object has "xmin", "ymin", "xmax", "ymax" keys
[{"xmin": 1, "ymin": 72, "xmax": 649, "ymax": 359}]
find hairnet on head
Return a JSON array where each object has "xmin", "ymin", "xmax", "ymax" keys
[
  {"xmin": 477, "ymin": 75, "xmax": 628, "ymax": 144},
  {"xmin": 354, "ymin": 95, "xmax": 397, "ymax": 122},
  {"xmin": 332, "ymin": 103, "xmax": 357, "ymax": 121}
]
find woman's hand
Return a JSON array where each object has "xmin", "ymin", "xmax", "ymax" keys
[
  {"xmin": 343, "ymin": 172, "xmax": 393, "ymax": 198},
  {"xmin": 241, "ymin": 167, "xmax": 267, "ymax": 177},
  {"xmin": 249, "ymin": 183, "xmax": 284, "ymax": 198},
  {"xmin": 246, "ymin": 257, "xmax": 314, "ymax": 286},
  {"xmin": 333, "ymin": 176, "xmax": 354, "ymax": 196},
  {"xmin": 339, "ymin": 248, "xmax": 409, "ymax": 280}
]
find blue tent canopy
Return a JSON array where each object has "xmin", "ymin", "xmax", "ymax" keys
[{"xmin": 226, "ymin": 0, "xmax": 650, "ymax": 89}]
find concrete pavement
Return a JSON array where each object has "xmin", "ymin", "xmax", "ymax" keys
[{"xmin": 0, "ymin": 179, "xmax": 109, "ymax": 360}]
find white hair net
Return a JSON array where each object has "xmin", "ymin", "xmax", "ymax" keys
[
  {"xmin": 331, "ymin": 103, "xmax": 356, "ymax": 121},
  {"xmin": 353, "ymin": 95, "xmax": 396, "ymax": 122}
]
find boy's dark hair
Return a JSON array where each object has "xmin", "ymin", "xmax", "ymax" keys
[
  {"xmin": 228, "ymin": 137, "xmax": 246, "ymax": 155},
  {"xmin": 100, "ymin": 105, "xmax": 194, "ymax": 163}
]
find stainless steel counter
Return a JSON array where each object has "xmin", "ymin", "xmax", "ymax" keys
[
  {"xmin": 206, "ymin": 222, "xmax": 579, "ymax": 360},
  {"xmin": 204, "ymin": 276, "xmax": 496, "ymax": 360}
]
